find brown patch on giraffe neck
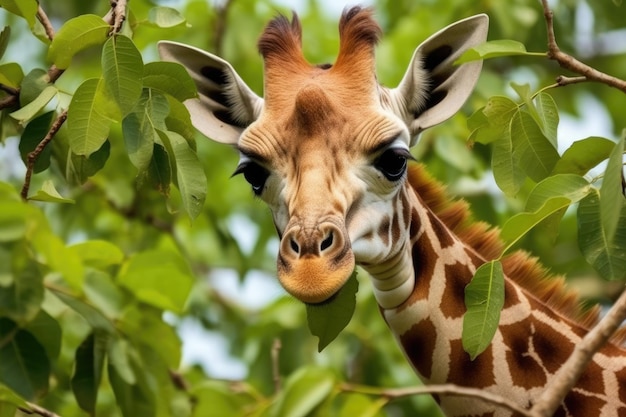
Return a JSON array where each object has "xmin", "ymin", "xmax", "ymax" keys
[
  {"xmin": 399, "ymin": 317, "xmax": 437, "ymax": 380},
  {"xmin": 406, "ymin": 162, "xmax": 626, "ymax": 346},
  {"xmin": 447, "ymin": 339, "xmax": 495, "ymax": 388},
  {"xmin": 440, "ymin": 261, "xmax": 473, "ymax": 319},
  {"xmin": 500, "ymin": 320, "xmax": 548, "ymax": 390}
]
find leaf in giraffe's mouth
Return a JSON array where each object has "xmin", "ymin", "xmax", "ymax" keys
[{"xmin": 305, "ymin": 269, "xmax": 359, "ymax": 352}]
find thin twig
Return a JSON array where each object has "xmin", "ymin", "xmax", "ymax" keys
[
  {"xmin": 21, "ymin": 110, "xmax": 68, "ymax": 200},
  {"xmin": 19, "ymin": 403, "xmax": 62, "ymax": 417},
  {"xmin": 541, "ymin": 0, "xmax": 626, "ymax": 94},
  {"xmin": 341, "ymin": 383, "xmax": 533, "ymax": 417},
  {"xmin": 36, "ymin": 5, "xmax": 55, "ymax": 41},
  {"xmin": 107, "ymin": 0, "xmax": 128, "ymax": 34},
  {"xmin": 271, "ymin": 338, "xmax": 282, "ymax": 393},
  {"xmin": 530, "ymin": 286, "xmax": 626, "ymax": 416}
]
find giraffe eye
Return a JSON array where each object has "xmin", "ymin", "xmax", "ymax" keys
[
  {"xmin": 375, "ymin": 148, "xmax": 411, "ymax": 181},
  {"xmin": 234, "ymin": 161, "xmax": 270, "ymax": 195}
]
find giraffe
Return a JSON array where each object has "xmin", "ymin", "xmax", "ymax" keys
[{"xmin": 159, "ymin": 7, "xmax": 626, "ymax": 416}]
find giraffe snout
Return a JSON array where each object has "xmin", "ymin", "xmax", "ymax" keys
[{"xmin": 277, "ymin": 220, "xmax": 355, "ymax": 304}]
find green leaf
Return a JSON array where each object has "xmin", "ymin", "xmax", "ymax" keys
[
  {"xmin": 108, "ymin": 353, "xmax": 156, "ymax": 417},
  {"xmin": 158, "ymin": 130, "xmax": 207, "ymax": 220},
  {"xmin": 600, "ymin": 134, "xmax": 625, "ymax": 242},
  {"xmin": 28, "ymin": 180, "xmax": 75, "ymax": 204},
  {"xmin": 107, "ymin": 338, "xmax": 136, "ymax": 385},
  {"xmin": 122, "ymin": 90, "xmax": 169, "ymax": 171},
  {"xmin": 0, "ymin": 62, "xmax": 24, "ymax": 89},
  {"xmin": 31, "ymin": 228, "xmax": 84, "ymax": 289},
  {"xmin": 468, "ymin": 96, "xmax": 518, "ymax": 145},
  {"xmin": 271, "ymin": 367, "xmax": 335, "ymax": 417},
  {"xmin": 510, "ymin": 110, "xmax": 560, "ymax": 183},
  {"xmin": 70, "ymin": 240, "xmax": 124, "ymax": 269},
  {"xmin": 455, "ymin": 40, "xmax": 545, "ymax": 64},
  {"xmin": 146, "ymin": 143, "xmax": 171, "ymax": 195},
  {"xmin": 164, "ymin": 95, "xmax": 195, "ymax": 143},
  {"xmin": 0, "ymin": 26, "xmax": 10, "ymax": 60},
  {"xmin": 532, "ymin": 92, "xmax": 559, "ymax": 149},
  {"xmin": 102, "ymin": 35, "xmax": 144, "ymax": 117},
  {"xmin": 0, "ymin": 0, "xmax": 37, "ymax": 28},
  {"xmin": 526, "ymin": 174, "xmax": 591, "ymax": 212},
  {"xmin": 71, "ymin": 332, "xmax": 107, "ymax": 414},
  {"xmin": 19, "ymin": 69, "xmax": 48, "ymax": 107},
  {"xmin": 492, "ymin": 128, "xmax": 525, "ymax": 196},
  {"xmin": 0, "ymin": 384, "xmax": 28, "ymax": 409},
  {"xmin": 118, "ymin": 250, "xmax": 193, "ymax": 313},
  {"xmin": 0, "ymin": 319, "xmax": 50, "ymax": 400},
  {"xmin": 0, "ymin": 251, "xmax": 43, "ymax": 323},
  {"xmin": 67, "ymin": 139, "xmax": 111, "ymax": 185},
  {"xmin": 306, "ymin": 270, "xmax": 358, "ymax": 352},
  {"xmin": 0, "ymin": 201, "xmax": 29, "ymax": 242},
  {"xmin": 50, "ymin": 289, "xmax": 116, "ymax": 333},
  {"xmin": 578, "ymin": 191, "xmax": 626, "ymax": 281},
  {"xmin": 501, "ymin": 197, "xmax": 572, "ymax": 252},
  {"xmin": 147, "ymin": 7, "xmax": 187, "ymax": 28},
  {"xmin": 67, "ymin": 78, "xmax": 117, "ymax": 156},
  {"xmin": 48, "ymin": 15, "xmax": 109, "ymax": 69},
  {"xmin": 9, "ymin": 85, "xmax": 57, "ymax": 124},
  {"xmin": 462, "ymin": 261, "xmax": 505, "ymax": 360},
  {"xmin": 143, "ymin": 62, "xmax": 197, "ymax": 102},
  {"xmin": 553, "ymin": 137, "xmax": 616, "ymax": 175},
  {"xmin": 23, "ymin": 310, "xmax": 61, "ymax": 361},
  {"xmin": 18, "ymin": 111, "xmax": 54, "ymax": 174}
]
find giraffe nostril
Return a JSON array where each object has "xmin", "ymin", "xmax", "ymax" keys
[
  {"xmin": 320, "ymin": 231, "xmax": 334, "ymax": 252},
  {"xmin": 290, "ymin": 238, "xmax": 300, "ymax": 254}
]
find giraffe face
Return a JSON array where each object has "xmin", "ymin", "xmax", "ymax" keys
[
  {"xmin": 159, "ymin": 7, "xmax": 488, "ymax": 305},
  {"xmin": 234, "ymin": 84, "xmax": 413, "ymax": 303}
]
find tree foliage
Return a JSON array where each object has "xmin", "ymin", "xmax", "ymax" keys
[{"xmin": 0, "ymin": 0, "xmax": 625, "ymax": 416}]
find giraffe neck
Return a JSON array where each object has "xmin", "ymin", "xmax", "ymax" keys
[{"xmin": 367, "ymin": 165, "xmax": 626, "ymax": 417}]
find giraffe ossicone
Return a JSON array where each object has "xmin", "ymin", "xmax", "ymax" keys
[{"xmin": 160, "ymin": 7, "xmax": 626, "ymax": 416}]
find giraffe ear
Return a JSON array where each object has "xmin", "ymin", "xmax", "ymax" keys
[
  {"xmin": 158, "ymin": 41, "xmax": 263, "ymax": 145},
  {"xmin": 389, "ymin": 14, "xmax": 489, "ymax": 144}
]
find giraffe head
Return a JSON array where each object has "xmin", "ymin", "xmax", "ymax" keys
[{"xmin": 159, "ymin": 8, "xmax": 488, "ymax": 305}]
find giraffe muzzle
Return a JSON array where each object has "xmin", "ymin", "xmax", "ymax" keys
[{"xmin": 277, "ymin": 220, "xmax": 355, "ymax": 304}]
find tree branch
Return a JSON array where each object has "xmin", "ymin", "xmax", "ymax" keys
[
  {"xmin": 530, "ymin": 286, "xmax": 626, "ymax": 416},
  {"xmin": 341, "ymin": 383, "xmax": 533, "ymax": 417},
  {"xmin": 541, "ymin": 0, "xmax": 626, "ymax": 94},
  {"xmin": 21, "ymin": 110, "xmax": 68, "ymax": 200},
  {"xmin": 19, "ymin": 402, "xmax": 62, "ymax": 417},
  {"xmin": 106, "ymin": 0, "xmax": 128, "ymax": 34},
  {"xmin": 36, "ymin": 5, "xmax": 55, "ymax": 41}
]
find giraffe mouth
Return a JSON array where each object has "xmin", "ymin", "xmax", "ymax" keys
[{"xmin": 276, "ymin": 219, "xmax": 355, "ymax": 304}]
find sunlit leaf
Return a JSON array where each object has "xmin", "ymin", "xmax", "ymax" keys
[
  {"xmin": 9, "ymin": 85, "xmax": 57, "ymax": 124},
  {"xmin": 70, "ymin": 240, "xmax": 125, "ymax": 268},
  {"xmin": 147, "ymin": 7, "xmax": 187, "ymax": 28},
  {"xmin": 455, "ymin": 39, "xmax": 544, "ymax": 64},
  {"xmin": 526, "ymin": 174, "xmax": 591, "ymax": 212},
  {"xmin": 306, "ymin": 270, "xmax": 358, "ymax": 352},
  {"xmin": 48, "ymin": 15, "xmax": 109, "ymax": 69},
  {"xmin": 532, "ymin": 92, "xmax": 559, "ymax": 148},
  {"xmin": 67, "ymin": 78, "xmax": 117, "ymax": 156},
  {"xmin": 50, "ymin": 289, "xmax": 116, "ymax": 333},
  {"xmin": 492, "ymin": 128, "xmax": 524, "ymax": 196},
  {"xmin": 28, "ymin": 180, "xmax": 75, "ymax": 204},
  {"xmin": 578, "ymin": 191, "xmax": 626, "ymax": 280},
  {"xmin": 0, "ymin": 62, "xmax": 23, "ymax": 89},
  {"xmin": 501, "ymin": 197, "xmax": 571, "ymax": 252},
  {"xmin": 271, "ymin": 367, "xmax": 335, "ymax": 417},
  {"xmin": 102, "ymin": 35, "xmax": 143, "ymax": 117},
  {"xmin": 462, "ymin": 261, "xmax": 504, "ymax": 360},
  {"xmin": 553, "ymin": 137, "xmax": 616, "ymax": 175},
  {"xmin": 0, "ymin": 383, "xmax": 28, "ymax": 409},
  {"xmin": 0, "ymin": 319, "xmax": 50, "ymax": 400},
  {"xmin": 0, "ymin": 250, "xmax": 43, "ymax": 322},
  {"xmin": 0, "ymin": 0, "xmax": 37, "ymax": 29},
  {"xmin": 118, "ymin": 250, "xmax": 193, "ymax": 313}
]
